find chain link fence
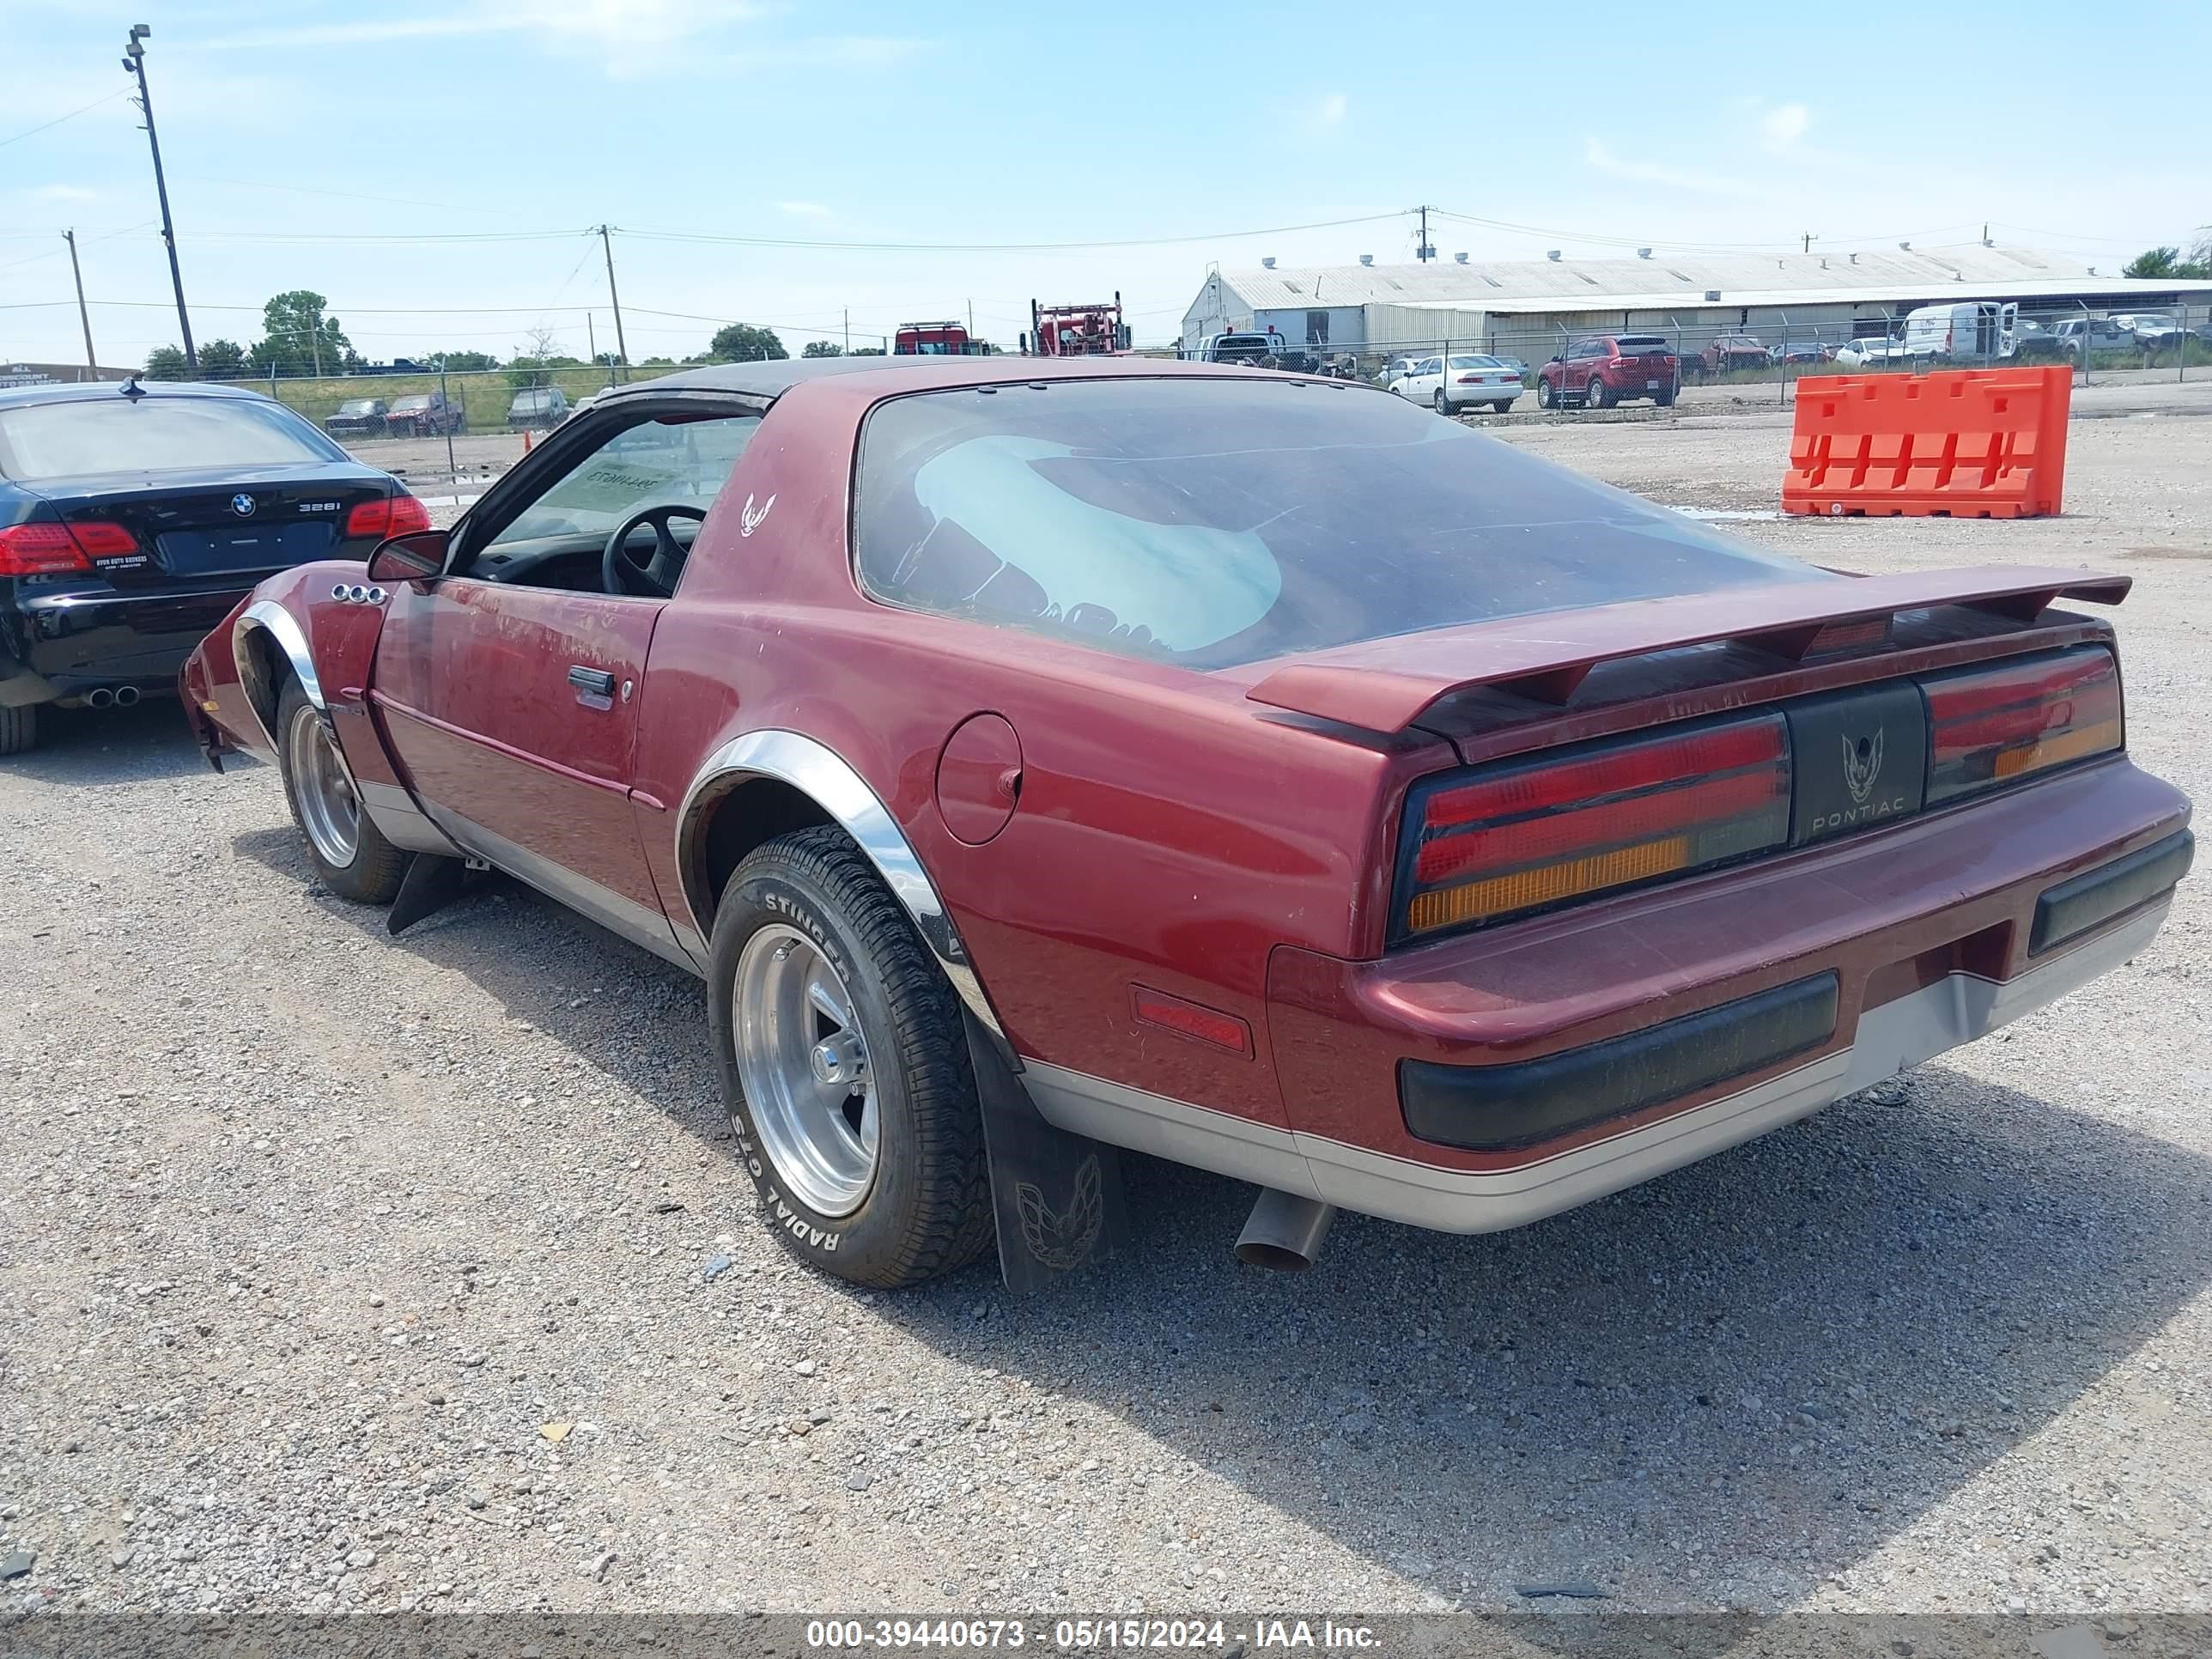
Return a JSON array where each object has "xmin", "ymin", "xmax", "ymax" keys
[{"xmin": 1291, "ymin": 301, "xmax": 2208, "ymax": 404}]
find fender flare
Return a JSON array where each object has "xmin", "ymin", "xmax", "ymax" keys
[
  {"xmin": 231, "ymin": 599, "xmax": 324, "ymax": 749},
  {"xmin": 675, "ymin": 727, "xmax": 1008, "ymax": 1044}
]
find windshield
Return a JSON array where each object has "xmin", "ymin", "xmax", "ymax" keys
[
  {"xmin": 853, "ymin": 380, "xmax": 1822, "ymax": 669},
  {"xmin": 389, "ymin": 395, "xmax": 433, "ymax": 411},
  {"xmin": 337, "ymin": 399, "xmax": 379, "ymax": 415},
  {"xmin": 513, "ymin": 390, "xmax": 556, "ymax": 409},
  {"xmin": 0, "ymin": 393, "xmax": 343, "ymax": 480}
]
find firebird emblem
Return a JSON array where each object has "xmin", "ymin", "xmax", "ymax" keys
[
  {"xmin": 738, "ymin": 492, "xmax": 775, "ymax": 538},
  {"xmin": 1016, "ymin": 1154, "xmax": 1105, "ymax": 1273},
  {"xmin": 1843, "ymin": 730, "xmax": 1885, "ymax": 805}
]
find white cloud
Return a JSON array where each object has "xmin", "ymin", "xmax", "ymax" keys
[
  {"xmin": 1759, "ymin": 102, "xmax": 1810, "ymax": 153},
  {"xmin": 1317, "ymin": 91, "xmax": 1347, "ymax": 125},
  {"xmin": 1583, "ymin": 136, "xmax": 1756, "ymax": 198},
  {"xmin": 203, "ymin": 0, "xmax": 771, "ymax": 68},
  {"xmin": 32, "ymin": 184, "xmax": 99, "ymax": 203},
  {"xmin": 777, "ymin": 200, "xmax": 831, "ymax": 219}
]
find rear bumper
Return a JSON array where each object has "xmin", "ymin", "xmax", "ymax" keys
[
  {"xmin": 1446, "ymin": 384, "xmax": 1522, "ymax": 406},
  {"xmin": 4, "ymin": 583, "xmax": 252, "ymax": 696},
  {"xmin": 1026, "ymin": 758, "xmax": 2191, "ymax": 1235}
]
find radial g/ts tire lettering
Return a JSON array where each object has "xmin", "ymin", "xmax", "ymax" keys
[{"xmin": 708, "ymin": 824, "xmax": 993, "ymax": 1288}]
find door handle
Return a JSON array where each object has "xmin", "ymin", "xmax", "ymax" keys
[{"xmin": 568, "ymin": 665, "xmax": 617, "ymax": 708}]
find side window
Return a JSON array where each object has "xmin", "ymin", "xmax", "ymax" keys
[{"xmin": 476, "ymin": 412, "xmax": 762, "ymax": 582}]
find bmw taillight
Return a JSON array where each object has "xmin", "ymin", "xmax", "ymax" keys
[
  {"xmin": 345, "ymin": 493, "xmax": 432, "ymax": 539},
  {"xmin": 1395, "ymin": 714, "xmax": 1792, "ymax": 939},
  {"xmin": 1923, "ymin": 647, "xmax": 2121, "ymax": 805},
  {"xmin": 0, "ymin": 520, "xmax": 136, "ymax": 575}
]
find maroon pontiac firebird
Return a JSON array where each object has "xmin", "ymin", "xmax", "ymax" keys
[{"xmin": 180, "ymin": 356, "xmax": 2191, "ymax": 1289}]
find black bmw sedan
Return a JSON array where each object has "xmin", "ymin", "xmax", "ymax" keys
[{"xmin": 0, "ymin": 379, "xmax": 427, "ymax": 754}]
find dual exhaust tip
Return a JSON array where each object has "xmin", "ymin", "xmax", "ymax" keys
[
  {"xmin": 84, "ymin": 686, "xmax": 142, "ymax": 709},
  {"xmin": 1234, "ymin": 1188, "xmax": 1336, "ymax": 1273}
]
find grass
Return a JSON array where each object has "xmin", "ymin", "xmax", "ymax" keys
[{"xmin": 258, "ymin": 364, "xmax": 685, "ymax": 433}]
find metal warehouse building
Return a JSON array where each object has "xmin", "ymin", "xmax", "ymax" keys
[{"xmin": 1181, "ymin": 243, "xmax": 2212, "ymax": 361}]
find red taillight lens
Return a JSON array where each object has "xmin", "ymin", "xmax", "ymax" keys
[
  {"xmin": 344, "ymin": 493, "xmax": 431, "ymax": 539},
  {"xmin": 1399, "ymin": 714, "xmax": 1792, "ymax": 939},
  {"xmin": 0, "ymin": 519, "xmax": 136, "ymax": 576},
  {"xmin": 1924, "ymin": 647, "xmax": 2121, "ymax": 805}
]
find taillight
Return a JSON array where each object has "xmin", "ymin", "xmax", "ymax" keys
[
  {"xmin": 1923, "ymin": 647, "xmax": 2121, "ymax": 805},
  {"xmin": 344, "ymin": 494, "xmax": 431, "ymax": 539},
  {"xmin": 0, "ymin": 519, "xmax": 136, "ymax": 576},
  {"xmin": 1396, "ymin": 714, "xmax": 1792, "ymax": 939}
]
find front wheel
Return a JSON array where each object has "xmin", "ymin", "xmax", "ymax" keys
[
  {"xmin": 276, "ymin": 678, "xmax": 406, "ymax": 903},
  {"xmin": 708, "ymin": 825, "xmax": 993, "ymax": 1288},
  {"xmin": 0, "ymin": 702, "xmax": 38, "ymax": 756}
]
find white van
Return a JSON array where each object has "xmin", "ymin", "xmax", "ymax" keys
[{"xmin": 1902, "ymin": 301, "xmax": 2019, "ymax": 363}]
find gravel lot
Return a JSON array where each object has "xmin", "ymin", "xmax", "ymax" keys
[{"xmin": 3, "ymin": 389, "xmax": 2208, "ymax": 1622}]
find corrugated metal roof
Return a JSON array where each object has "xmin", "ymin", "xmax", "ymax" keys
[{"xmin": 1218, "ymin": 245, "xmax": 2211, "ymax": 316}]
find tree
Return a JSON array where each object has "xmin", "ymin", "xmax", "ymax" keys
[
  {"xmin": 143, "ymin": 345, "xmax": 188, "ymax": 380},
  {"xmin": 2124, "ymin": 245, "xmax": 2211, "ymax": 280},
  {"xmin": 708, "ymin": 322, "xmax": 787, "ymax": 362},
  {"xmin": 802, "ymin": 340, "xmax": 843, "ymax": 358},
  {"xmin": 198, "ymin": 339, "xmax": 246, "ymax": 380},
  {"xmin": 249, "ymin": 289, "xmax": 353, "ymax": 379},
  {"xmin": 428, "ymin": 349, "xmax": 498, "ymax": 372},
  {"xmin": 849, "ymin": 345, "xmax": 885, "ymax": 356},
  {"xmin": 641, "ymin": 356, "xmax": 676, "ymax": 367},
  {"xmin": 593, "ymin": 351, "xmax": 626, "ymax": 368},
  {"xmin": 507, "ymin": 325, "xmax": 562, "ymax": 389}
]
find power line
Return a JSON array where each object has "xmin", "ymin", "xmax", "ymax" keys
[
  {"xmin": 0, "ymin": 88, "xmax": 130, "ymax": 150},
  {"xmin": 615, "ymin": 211, "xmax": 1407, "ymax": 253}
]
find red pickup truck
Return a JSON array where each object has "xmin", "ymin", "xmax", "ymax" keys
[{"xmin": 1535, "ymin": 333, "xmax": 1680, "ymax": 410}]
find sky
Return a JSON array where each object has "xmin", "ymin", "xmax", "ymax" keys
[{"xmin": 2, "ymin": 0, "xmax": 2207, "ymax": 370}]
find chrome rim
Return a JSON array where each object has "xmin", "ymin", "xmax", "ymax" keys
[
  {"xmin": 732, "ymin": 922, "xmax": 878, "ymax": 1217},
  {"xmin": 286, "ymin": 703, "xmax": 359, "ymax": 867}
]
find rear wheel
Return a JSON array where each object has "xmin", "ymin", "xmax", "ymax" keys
[
  {"xmin": 276, "ymin": 678, "xmax": 405, "ymax": 903},
  {"xmin": 0, "ymin": 703, "xmax": 37, "ymax": 756},
  {"xmin": 1588, "ymin": 378, "xmax": 1613, "ymax": 410},
  {"xmin": 709, "ymin": 825, "xmax": 993, "ymax": 1288},
  {"xmin": 1493, "ymin": 400, "xmax": 1515, "ymax": 414},
  {"xmin": 1432, "ymin": 389, "xmax": 1450, "ymax": 415}
]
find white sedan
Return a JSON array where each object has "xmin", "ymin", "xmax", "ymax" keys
[{"xmin": 1395, "ymin": 352, "xmax": 1523, "ymax": 414}]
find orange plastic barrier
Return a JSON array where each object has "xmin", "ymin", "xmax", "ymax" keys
[{"xmin": 1783, "ymin": 366, "xmax": 2071, "ymax": 519}]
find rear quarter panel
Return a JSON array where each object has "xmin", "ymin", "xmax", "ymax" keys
[{"xmin": 633, "ymin": 374, "xmax": 1451, "ymax": 1127}]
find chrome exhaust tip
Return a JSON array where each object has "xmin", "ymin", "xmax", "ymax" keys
[
  {"xmin": 113, "ymin": 685, "xmax": 141, "ymax": 707},
  {"xmin": 1234, "ymin": 1188, "xmax": 1336, "ymax": 1272},
  {"xmin": 86, "ymin": 688, "xmax": 114, "ymax": 709}
]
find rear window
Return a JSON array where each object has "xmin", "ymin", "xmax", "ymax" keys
[
  {"xmin": 852, "ymin": 379, "xmax": 1822, "ymax": 670},
  {"xmin": 1449, "ymin": 356, "xmax": 1504, "ymax": 369},
  {"xmin": 0, "ymin": 393, "xmax": 342, "ymax": 481},
  {"xmin": 1616, "ymin": 335, "xmax": 1671, "ymax": 350}
]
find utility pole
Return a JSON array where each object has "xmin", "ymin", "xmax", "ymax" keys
[
  {"xmin": 842, "ymin": 308, "xmax": 849, "ymax": 355},
  {"xmin": 1416, "ymin": 204, "xmax": 1435, "ymax": 263},
  {"xmin": 596, "ymin": 225, "xmax": 629, "ymax": 381},
  {"xmin": 63, "ymin": 230, "xmax": 98, "ymax": 377},
  {"xmin": 587, "ymin": 312, "xmax": 599, "ymax": 381},
  {"xmin": 1803, "ymin": 233, "xmax": 1814, "ymax": 253},
  {"xmin": 967, "ymin": 300, "xmax": 975, "ymax": 345},
  {"xmin": 121, "ymin": 24, "xmax": 194, "ymax": 370}
]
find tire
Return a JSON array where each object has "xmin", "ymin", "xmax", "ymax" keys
[
  {"xmin": 1655, "ymin": 387, "xmax": 1676, "ymax": 408},
  {"xmin": 1433, "ymin": 389, "xmax": 1449, "ymax": 415},
  {"xmin": 0, "ymin": 702, "xmax": 37, "ymax": 756},
  {"xmin": 1587, "ymin": 378, "xmax": 1613, "ymax": 410},
  {"xmin": 1536, "ymin": 379, "xmax": 1555, "ymax": 410},
  {"xmin": 1493, "ymin": 401, "xmax": 1513, "ymax": 414},
  {"xmin": 708, "ymin": 824, "xmax": 993, "ymax": 1289},
  {"xmin": 275, "ymin": 678, "xmax": 406, "ymax": 903}
]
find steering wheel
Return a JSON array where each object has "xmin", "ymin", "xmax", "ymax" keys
[{"xmin": 602, "ymin": 503, "xmax": 707, "ymax": 599}]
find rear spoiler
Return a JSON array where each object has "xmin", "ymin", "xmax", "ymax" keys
[{"xmin": 1245, "ymin": 565, "xmax": 2130, "ymax": 735}]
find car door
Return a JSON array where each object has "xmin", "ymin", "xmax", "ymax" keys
[
  {"xmin": 370, "ymin": 399, "xmax": 764, "ymax": 962},
  {"xmin": 1563, "ymin": 339, "xmax": 1594, "ymax": 396}
]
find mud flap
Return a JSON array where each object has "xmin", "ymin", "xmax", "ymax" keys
[
  {"xmin": 962, "ymin": 1010, "xmax": 1127, "ymax": 1293},
  {"xmin": 387, "ymin": 853, "xmax": 472, "ymax": 937}
]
